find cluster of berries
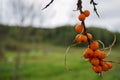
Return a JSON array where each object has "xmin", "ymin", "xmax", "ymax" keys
[
  {"xmin": 75, "ymin": 10, "xmax": 92, "ymax": 43},
  {"xmin": 84, "ymin": 41, "xmax": 112, "ymax": 74},
  {"xmin": 75, "ymin": 10, "xmax": 112, "ymax": 74}
]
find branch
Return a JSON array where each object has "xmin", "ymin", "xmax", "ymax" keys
[
  {"xmin": 76, "ymin": 0, "xmax": 91, "ymax": 44},
  {"xmin": 42, "ymin": 0, "xmax": 54, "ymax": 10},
  {"xmin": 90, "ymin": 0, "xmax": 100, "ymax": 17},
  {"xmin": 77, "ymin": 0, "xmax": 83, "ymax": 13},
  {"xmin": 104, "ymin": 60, "xmax": 120, "ymax": 64}
]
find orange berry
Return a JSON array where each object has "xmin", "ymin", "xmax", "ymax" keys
[
  {"xmin": 75, "ymin": 34, "xmax": 87, "ymax": 43},
  {"xmin": 93, "ymin": 50, "xmax": 106, "ymax": 59},
  {"xmin": 106, "ymin": 62, "xmax": 112, "ymax": 69},
  {"xmin": 78, "ymin": 14, "xmax": 86, "ymax": 21},
  {"xmin": 101, "ymin": 63, "xmax": 109, "ymax": 71},
  {"xmin": 75, "ymin": 24, "xmax": 84, "ymax": 33},
  {"xmin": 93, "ymin": 50, "xmax": 101, "ymax": 58},
  {"xmin": 87, "ymin": 33, "xmax": 93, "ymax": 40},
  {"xmin": 99, "ymin": 60, "xmax": 104, "ymax": 66},
  {"xmin": 83, "ymin": 48, "xmax": 94, "ymax": 59},
  {"xmin": 90, "ymin": 58, "xmax": 100, "ymax": 66},
  {"xmin": 75, "ymin": 34, "xmax": 80, "ymax": 42},
  {"xmin": 89, "ymin": 41, "xmax": 99, "ymax": 51},
  {"xmin": 92, "ymin": 66, "xmax": 102, "ymax": 73},
  {"xmin": 100, "ymin": 52, "xmax": 106, "ymax": 59},
  {"xmin": 83, "ymin": 10, "xmax": 90, "ymax": 17}
]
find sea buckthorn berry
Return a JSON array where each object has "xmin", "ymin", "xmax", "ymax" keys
[
  {"xmin": 99, "ymin": 52, "xmax": 106, "ymax": 59},
  {"xmin": 83, "ymin": 10, "xmax": 90, "ymax": 17},
  {"xmin": 89, "ymin": 41, "xmax": 99, "ymax": 51},
  {"xmin": 75, "ymin": 34, "xmax": 88, "ymax": 43},
  {"xmin": 99, "ymin": 60, "xmax": 104, "ymax": 66},
  {"xmin": 75, "ymin": 34, "xmax": 80, "ymax": 42},
  {"xmin": 101, "ymin": 63, "xmax": 109, "ymax": 71},
  {"xmin": 75, "ymin": 24, "xmax": 84, "ymax": 33},
  {"xmin": 92, "ymin": 66, "xmax": 102, "ymax": 73},
  {"xmin": 87, "ymin": 33, "xmax": 93, "ymax": 40},
  {"xmin": 90, "ymin": 58, "xmax": 100, "ymax": 66},
  {"xmin": 83, "ymin": 48, "xmax": 93, "ymax": 58},
  {"xmin": 106, "ymin": 62, "xmax": 112, "ymax": 69},
  {"xmin": 78, "ymin": 13, "xmax": 86, "ymax": 21},
  {"xmin": 93, "ymin": 50, "xmax": 101, "ymax": 58},
  {"xmin": 93, "ymin": 50, "xmax": 106, "ymax": 59}
]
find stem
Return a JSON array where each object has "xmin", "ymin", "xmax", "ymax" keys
[
  {"xmin": 42, "ymin": 0, "xmax": 54, "ymax": 10},
  {"xmin": 104, "ymin": 60, "xmax": 120, "ymax": 64},
  {"xmin": 81, "ymin": 21, "xmax": 87, "ymax": 34},
  {"xmin": 90, "ymin": 0, "xmax": 100, "ymax": 17},
  {"xmin": 64, "ymin": 43, "xmax": 79, "ymax": 70},
  {"xmin": 77, "ymin": 0, "xmax": 91, "ymax": 44},
  {"xmin": 81, "ymin": 21, "xmax": 91, "ymax": 44},
  {"xmin": 77, "ymin": 0, "xmax": 83, "ymax": 13},
  {"xmin": 77, "ymin": 0, "xmax": 87, "ymax": 34}
]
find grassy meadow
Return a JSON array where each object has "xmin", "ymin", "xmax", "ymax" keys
[{"xmin": 0, "ymin": 43, "xmax": 120, "ymax": 80}]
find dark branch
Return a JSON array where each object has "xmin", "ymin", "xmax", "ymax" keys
[
  {"xmin": 42, "ymin": 0, "xmax": 54, "ymax": 10},
  {"xmin": 77, "ymin": 0, "xmax": 87, "ymax": 33},
  {"xmin": 90, "ymin": 0, "xmax": 100, "ymax": 18},
  {"xmin": 77, "ymin": 0, "xmax": 83, "ymax": 13},
  {"xmin": 77, "ymin": 0, "xmax": 91, "ymax": 44}
]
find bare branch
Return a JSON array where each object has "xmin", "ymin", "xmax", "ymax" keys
[
  {"xmin": 104, "ymin": 60, "xmax": 120, "ymax": 64},
  {"xmin": 76, "ymin": 0, "xmax": 91, "ymax": 44},
  {"xmin": 77, "ymin": 0, "xmax": 83, "ymax": 13},
  {"xmin": 90, "ymin": 0, "xmax": 100, "ymax": 18},
  {"xmin": 42, "ymin": 0, "xmax": 54, "ymax": 10}
]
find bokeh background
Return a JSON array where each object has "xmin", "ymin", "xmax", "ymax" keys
[{"xmin": 0, "ymin": 0, "xmax": 120, "ymax": 80}]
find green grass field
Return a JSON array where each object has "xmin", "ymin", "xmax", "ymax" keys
[{"xmin": 0, "ymin": 44, "xmax": 120, "ymax": 80}]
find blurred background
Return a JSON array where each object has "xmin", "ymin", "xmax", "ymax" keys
[{"xmin": 0, "ymin": 0, "xmax": 120, "ymax": 80}]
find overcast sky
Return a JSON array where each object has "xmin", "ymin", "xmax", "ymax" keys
[{"xmin": 0, "ymin": 0, "xmax": 120, "ymax": 32}]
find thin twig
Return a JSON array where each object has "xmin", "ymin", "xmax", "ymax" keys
[
  {"xmin": 77, "ymin": 0, "xmax": 83, "ymax": 13},
  {"xmin": 64, "ymin": 43, "xmax": 79, "ymax": 70},
  {"xmin": 77, "ymin": 0, "xmax": 91, "ymax": 44},
  {"xmin": 97, "ymin": 40, "xmax": 105, "ymax": 50},
  {"xmin": 107, "ymin": 47, "xmax": 111, "ymax": 56},
  {"xmin": 90, "ymin": 0, "xmax": 100, "ymax": 17},
  {"xmin": 99, "ymin": 35, "xmax": 116, "ymax": 56},
  {"xmin": 42, "ymin": 0, "xmax": 54, "ymax": 10},
  {"xmin": 104, "ymin": 35, "xmax": 116, "ymax": 50},
  {"xmin": 104, "ymin": 60, "xmax": 120, "ymax": 64}
]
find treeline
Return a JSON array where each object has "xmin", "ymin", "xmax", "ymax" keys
[{"xmin": 0, "ymin": 24, "xmax": 120, "ymax": 51}]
